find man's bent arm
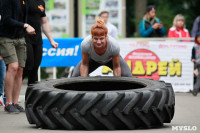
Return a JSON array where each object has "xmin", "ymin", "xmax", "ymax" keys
[
  {"xmin": 80, "ymin": 52, "xmax": 89, "ymax": 77},
  {"xmin": 112, "ymin": 54, "xmax": 121, "ymax": 76}
]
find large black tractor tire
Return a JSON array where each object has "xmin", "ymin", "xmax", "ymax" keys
[{"xmin": 25, "ymin": 77, "xmax": 175, "ymax": 130}]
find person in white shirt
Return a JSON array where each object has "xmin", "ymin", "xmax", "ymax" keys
[{"xmin": 99, "ymin": 11, "xmax": 118, "ymax": 39}]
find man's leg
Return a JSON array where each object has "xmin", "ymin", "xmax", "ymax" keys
[
  {"xmin": 10, "ymin": 38, "xmax": 27, "ymax": 112},
  {"xmin": 0, "ymin": 59, "xmax": 6, "ymax": 106},
  {"xmin": 0, "ymin": 38, "xmax": 22, "ymax": 112},
  {"xmin": 23, "ymin": 42, "xmax": 34, "ymax": 80},
  {"xmin": 13, "ymin": 67, "xmax": 23, "ymax": 104},
  {"xmin": 0, "ymin": 59, "xmax": 6, "ymax": 97},
  {"xmin": 27, "ymin": 44, "xmax": 42, "ymax": 85},
  {"xmin": 4, "ymin": 62, "xmax": 19, "ymax": 104}
]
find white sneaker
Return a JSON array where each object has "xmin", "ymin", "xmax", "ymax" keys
[{"xmin": 0, "ymin": 96, "xmax": 4, "ymax": 107}]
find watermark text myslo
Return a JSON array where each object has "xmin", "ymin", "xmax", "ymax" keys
[{"xmin": 172, "ymin": 126, "xmax": 197, "ymax": 131}]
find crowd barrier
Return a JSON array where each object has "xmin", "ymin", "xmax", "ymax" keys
[{"xmin": 40, "ymin": 38, "xmax": 194, "ymax": 92}]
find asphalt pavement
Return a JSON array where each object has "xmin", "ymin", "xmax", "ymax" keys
[{"xmin": 0, "ymin": 80, "xmax": 199, "ymax": 133}]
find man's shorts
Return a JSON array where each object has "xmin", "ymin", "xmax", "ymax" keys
[{"xmin": 0, "ymin": 37, "xmax": 26, "ymax": 67}]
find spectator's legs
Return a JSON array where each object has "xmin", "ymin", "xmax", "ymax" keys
[
  {"xmin": 27, "ymin": 44, "xmax": 42, "ymax": 85},
  {"xmin": 13, "ymin": 67, "xmax": 23, "ymax": 104},
  {"xmin": 4, "ymin": 62, "xmax": 19, "ymax": 104},
  {"xmin": 23, "ymin": 42, "xmax": 34, "ymax": 80},
  {"xmin": 0, "ymin": 59, "xmax": 6, "ymax": 97},
  {"xmin": 0, "ymin": 38, "xmax": 26, "ymax": 112},
  {"xmin": 194, "ymin": 66, "xmax": 200, "ymax": 94}
]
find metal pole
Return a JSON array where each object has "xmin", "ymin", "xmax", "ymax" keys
[
  {"xmin": 53, "ymin": 67, "xmax": 57, "ymax": 79},
  {"xmin": 38, "ymin": 67, "xmax": 41, "ymax": 81}
]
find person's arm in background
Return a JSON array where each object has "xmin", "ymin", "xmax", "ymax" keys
[
  {"xmin": 157, "ymin": 19, "xmax": 166, "ymax": 36},
  {"xmin": 112, "ymin": 54, "xmax": 121, "ymax": 76},
  {"xmin": 158, "ymin": 25, "xmax": 166, "ymax": 36},
  {"xmin": 80, "ymin": 52, "xmax": 89, "ymax": 77},
  {"xmin": 41, "ymin": 17, "xmax": 58, "ymax": 48},
  {"xmin": 139, "ymin": 20, "xmax": 154, "ymax": 37},
  {"xmin": 191, "ymin": 17, "xmax": 200, "ymax": 37}
]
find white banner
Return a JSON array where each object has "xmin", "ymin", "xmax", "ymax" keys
[{"xmin": 90, "ymin": 39, "xmax": 194, "ymax": 92}]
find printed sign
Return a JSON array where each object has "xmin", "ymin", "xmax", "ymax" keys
[
  {"xmin": 90, "ymin": 39, "xmax": 194, "ymax": 92},
  {"xmin": 40, "ymin": 38, "xmax": 83, "ymax": 67}
]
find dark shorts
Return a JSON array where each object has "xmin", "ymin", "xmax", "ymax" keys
[{"xmin": 0, "ymin": 37, "xmax": 26, "ymax": 67}]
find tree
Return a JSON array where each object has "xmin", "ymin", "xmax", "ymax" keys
[{"xmin": 134, "ymin": 0, "xmax": 147, "ymax": 35}]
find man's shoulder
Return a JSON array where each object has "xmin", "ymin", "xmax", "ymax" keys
[
  {"xmin": 107, "ymin": 22, "xmax": 117, "ymax": 29},
  {"xmin": 107, "ymin": 36, "xmax": 120, "ymax": 55},
  {"xmin": 108, "ymin": 35, "xmax": 116, "ymax": 42},
  {"xmin": 108, "ymin": 36, "xmax": 119, "ymax": 47}
]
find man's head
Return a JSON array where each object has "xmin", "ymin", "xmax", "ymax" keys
[
  {"xmin": 99, "ymin": 11, "xmax": 109, "ymax": 24},
  {"xmin": 91, "ymin": 17, "xmax": 108, "ymax": 49}
]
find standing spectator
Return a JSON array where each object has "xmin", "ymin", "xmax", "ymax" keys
[
  {"xmin": 168, "ymin": 14, "xmax": 190, "ymax": 38},
  {"xmin": 139, "ymin": 5, "xmax": 166, "ymax": 37},
  {"xmin": 191, "ymin": 16, "xmax": 200, "ymax": 37},
  {"xmin": 0, "ymin": 55, "xmax": 6, "ymax": 106},
  {"xmin": 99, "ymin": 11, "xmax": 118, "ymax": 39},
  {"xmin": 23, "ymin": 0, "xmax": 58, "ymax": 85},
  {"xmin": 191, "ymin": 32, "xmax": 200, "ymax": 96},
  {"xmin": 0, "ymin": 0, "xmax": 35, "ymax": 113}
]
